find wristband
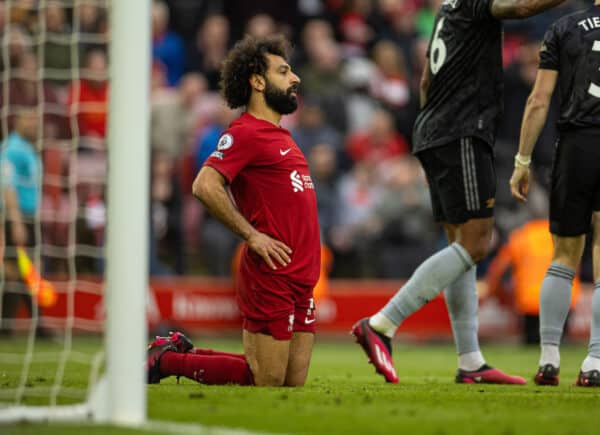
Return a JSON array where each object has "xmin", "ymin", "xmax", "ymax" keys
[{"xmin": 514, "ymin": 153, "xmax": 531, "ymax": 168}]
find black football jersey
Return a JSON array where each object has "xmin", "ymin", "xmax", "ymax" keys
[
  {"xmin": 539, "ymin": 5, "xmax": 600, "ymax": 130},
  {"xmin": 412, "ymin": 0, "xmax": 503, "ymax": 153}
]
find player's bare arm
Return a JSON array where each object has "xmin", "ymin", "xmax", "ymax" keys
[
  {"xmin": 509, "ymin": 68, "xmax": 558, "ymax": 202},
  {"xmin": 419, "ymin": 66, "xmax": 432, "ymax": 108},
  {"xmin": 490, "ymin": 0, "xmax": 565, "ymax": 19},
  {"xmin": 192, "ymin": 165, "xmax": 292, "ymax": 269}
]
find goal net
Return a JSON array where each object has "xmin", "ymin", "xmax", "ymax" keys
[{"xmin": 0, "ymin": 0, "xmax": 149, "ymax": 425}]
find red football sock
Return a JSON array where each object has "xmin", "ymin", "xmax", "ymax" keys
[
  {"xmin": 189, "ymin": 348, "xmax": 247, "ymax": 361},
  {"xmin": 160, "ymin": 352, "xmax": 254, "ymax": 385}
]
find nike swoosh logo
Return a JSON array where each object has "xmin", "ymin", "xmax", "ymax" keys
[
  {"xmin": 280, "ymin": 148, "xmax": 292, "ymax": 156},
  {"xmin": 304, "ymin": 318, "xmax": 316, "ymax": 324}
]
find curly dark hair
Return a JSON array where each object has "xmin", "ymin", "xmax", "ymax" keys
[{"xmin": 219, "ymin": 34, "xmax": 291, "ymax": 109}]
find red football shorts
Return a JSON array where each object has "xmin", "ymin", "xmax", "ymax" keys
[{"xmin": 237, "ymin": 256, "xmax": 316, "ymax": 340}]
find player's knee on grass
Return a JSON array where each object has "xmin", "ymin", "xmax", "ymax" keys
[
  {"xmin": 246, "ymin": 353, "xmax": 287, "ymax": 386},
  {"xmin": 284, "ymin": 331, "xmax": 314, "ymax": 386},
  {"xmin": 243, "ymin": 329, "xmax": 291, "ymax": 387},
  {"xmin": 252, "ymin": 368, "xmax": 287, "ymax": 386},
  {"xmin": 284, "ymin": 371, "xmax": 308, "ymax": 387},
  {"xmin": 283, "ymin": 357, "xmax": 310, "ymax": 386}
]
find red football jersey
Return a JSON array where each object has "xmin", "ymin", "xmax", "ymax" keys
[{"xmin": 204, "ymin": 112, "xmax": 321, "ymax": 286}]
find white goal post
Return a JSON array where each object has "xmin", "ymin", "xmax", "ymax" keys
[
  {"xmin": 0, "ymin": 0, "xmax": 150, "ymax": 425},
  {"xmin": 104, "ymin": 0, "xmax": 150, "ymax": 425}
]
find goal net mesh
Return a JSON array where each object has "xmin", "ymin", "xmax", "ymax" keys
[{"xmin": 0, "ymin": 0, "xmax": 110, "ymax": 416}]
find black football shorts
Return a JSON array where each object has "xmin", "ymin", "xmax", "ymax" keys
[
  {"xmin": 550, "ymin": 128, "xmax": 600, "ymax": 237},
  {"xmin": 416, "ymin": 137, "xmax": 496, "ymax": 224}
]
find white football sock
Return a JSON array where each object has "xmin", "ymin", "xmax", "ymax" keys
[
  {"xmin": 369, "ymin": 312, "xmax": 397, "ymax": 338},
  {"xmin": 581, "ymin": 356, "xmax": 600, "ymax": 372},
  {"xmin": 539, "ymin": 344, "xmax": 560, "ymax": 368},
  {"xmin": 458, "ymin": 351, "xmax": 485, "ymax": 371}
]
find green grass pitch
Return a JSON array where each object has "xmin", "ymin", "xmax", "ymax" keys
[{"xmin": 1, "ymin": 336, "xmax": 600, "ymax": 434}]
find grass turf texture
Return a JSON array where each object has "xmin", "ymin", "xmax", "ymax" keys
[{"xmin": 1, "ymin": 337, "xmax": 600, "ymax": 434}]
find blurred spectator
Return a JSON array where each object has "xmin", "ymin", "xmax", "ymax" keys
[
  {"xmin": 151, "ymin": 60, "xmax": 169, "ymax": 95},
  {"xmin": 78, "ymin": 1, "xmax": 107, "ymax": 34},
  {"xmin": 329, "ymin": 163, "xmax": 383, "ymax": 277},
  {"xmin": 409, "ymin": 37, "xmax": 430, "ymax": 91},
  {"xmin": 499, "ymin": 39, "xmax": 558, "ymax": 190},
  {"xmin": 8, "ymin": 0, "xmax": 37, "ymax": 34},
  {"xmin": 486, "ymin": 186, "xmax": 581, "ymax": 344},
  {"xmin": 294, "ymin": 18, "xmax": 335, "ymax": 67},
  {"xmin": 370, "ymin": 40, "xmax": 411, "ymax": 108},
  {"xmin": 307, "ymin": 143, "xmax": 340, "ymax": 244},
  {"xmin": 1, "ymin": 110, "xmax": 41, "ymax": 225},
  {"xmin": 298, "ymin": 0, "xmax": 326, "ymax": 18},
  {"xmin": 0, "ymin": 3, "xmax": 4, "ymax": 38},
  {"xmin": 370, "ymin": 39, "xmax": 418, "ymax": 140},
  {"xmin": 298, "ymin": 37, "xmax": 348, "ymax": 131},
  {"xmin": 191, "ymin": 100, "xmax": 240, "ymax": 276},
  {"xmin": 416, "ymin": 0, "xmax": 443, "ymax": 38},
  {"xmin": 493, "ymin": 41, "xmax": 559, "ymax": 240},
  {"xmin": 83, "ymin": 184, "xmax": 105, "ymax": 248},
  {"xmin": 67, "ymin": 48, "xmax": 109, "ymax": 142},
  {"xmin": 341, "ymin": 56, "xmax": 381, "ymax": 135},
  {"xmin": 299, "ymin": 31, "xmax": 345, "ymax": 97},
  {"xmin": 245, "ymin": 13, "xmax": 277, "ymax": 38},
  {"xmin": 373, "ymin": 0, "xmax": 420, "ymax": 77},
  {"xmin": 186, "ymin": 14, "xmax": 230, "ymax": 90},
  {"xmin": 180, "ymin": 96, "xmax": 234, "ymax": 260},
  {"xmin": 193, "ymin": 101, "xmax": 239, "ymax": 170},
  {"xmin": 164, "ymin": 0, "xmax": 222, "ymax": 41},
  {"xmin": 74, "ymin": 147, "xmax": 107, "ymax": 272},
  {"xmin": 222, "ymin": 0, "xmax": 300, "ymax": 41},
  {"xmin": 0, "ymin": 51, "xmax": 67, "ymax": 139},
  {"xmin": 513, "ymin": 1, "xmax": 578, "ymax": 41},
  {"xmin": 150, "ymin": 72, "xmax": 211, "ymax": 274},
  {"xmin": 43, "ymin": 1, "xmax": 72, "ymax": 86},
  {"xmin": 66, "ymin": 46, "xmax": 108, "ymax": 267},
  {"xmin": 0, "ymin": 26, "xmax": 32, "ymax": 74},
  {"xmin": 199, "ymin": 214, "xmax": 240, "ymax": 277},
  {"xmin": 346, "ymin": 109, "xmax": 409, "ymax": 166},
  {"xmin": 152, "ymin": 0, "xmax": 186, "ymax": 87},
  {"xmin": 151, "ymin": 151, "xmax": 185, "ymax": 275},
  {"xmin": 499, "ymin": 40, "xmax": 545, "ymax": 145},
  {"xmin": 13, "ymin": 45, "xmax": 72, "ymax": 269},
  {"xmin": 337, "ymin": 0, "xmax": 375, "ymax": 57},
  {"xmin": 291, "ymin": 97, "xmax": 344, "ymax": 163},
  {"xmin": 76, "ymin": 1, "xmax": 109, "ymax": 54},
  {"xmin": 0, "ymin": 109, "xmax": 51, "ymax": 337},
  {"xmin": 151, "ymin": 72, "xmax": 206, "ymax": 159},
  {"xmin": 372, "ymin": 156, "xmax": 438, "ymax": 277}
]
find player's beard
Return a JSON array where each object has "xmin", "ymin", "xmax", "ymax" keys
[{"xmin": 264, "ymin": 79, "xmax": 298, "ymax": 115}]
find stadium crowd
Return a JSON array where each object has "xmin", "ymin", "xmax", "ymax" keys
[{"xmin": 0, "ymin": 0, "xmax": 593, "ymax": 283}]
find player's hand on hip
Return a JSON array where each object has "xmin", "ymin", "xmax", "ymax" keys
[
  {"xmin": 247, "ymin": 231, "xmax": 292, "ymax": 270},
  {"xmin": 509, "ymin": 166, "xmax": 530, "ymax": 203}
]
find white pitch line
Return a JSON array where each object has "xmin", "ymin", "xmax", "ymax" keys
[{"xmin": 143, "ymin": 420, "xmax": 278, "ymax": 435}]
